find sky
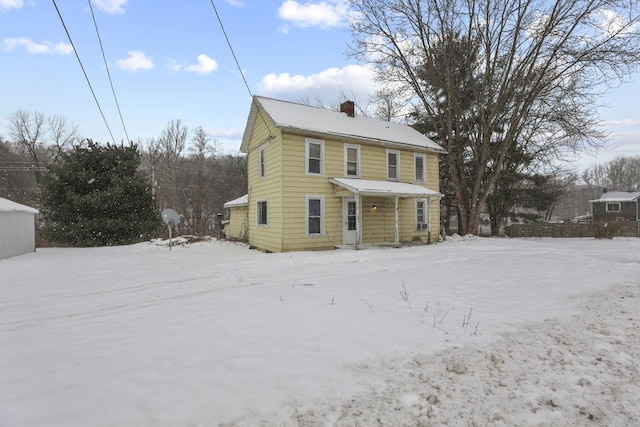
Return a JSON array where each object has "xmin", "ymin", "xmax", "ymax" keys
[
  {"xmin": 2, "ymin": 237, "xmax": 640, "ymax": 425},
  {"xmin": 0, "ymin": 0, "xmax": 639, "ymax": 170}
]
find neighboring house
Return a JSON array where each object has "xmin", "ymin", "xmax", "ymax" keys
[
  {"xmin": 0, "ymin": 197, "xmax": 39, "ymax": 259},
  {"xmin": 225, "ymin": 96, "xmax": 445, "ymax": 252},
  {"xmin": 590, "ymin": 190, "xmax": 640, "ymax": 222}
]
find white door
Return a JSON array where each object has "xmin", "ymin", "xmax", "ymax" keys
[{"xmin": 343, "ymin": 197, "xmax": 357, "ymax": 245}]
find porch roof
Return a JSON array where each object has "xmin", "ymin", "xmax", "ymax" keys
[{"xmin": 329, "ymin": 178, "xmax": 442, "ymax": 198}]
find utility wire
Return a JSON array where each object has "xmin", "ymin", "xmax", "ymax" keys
[
  {"xmin": 87, "ymin": 0, "xmax": 131, "ymax": 143},
  {"xmin": 51, "ymin": 0, "xmax": 117, "ymax": 145},
  {"xmin": 207, "ymin": 0, "xmax": 274, "ymax": 143}
]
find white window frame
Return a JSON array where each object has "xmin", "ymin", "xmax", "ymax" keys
[
  {"xmin": 606, "ymin": 202, "xmax": 621, "ymax": 213},
  {"xmin": 305, "ymin": 195, "xmax": 325, "ymax": 237},
  {"xmin": 305, "ymin": 138, "xmax": 324, "ymax": 176},
  {"xmin": 414, "ymin": 153, "xmax": 426, "ymax": 183},
  {"xmin": 256, "ymin": 199, "xmax": 268, "ymax": 227},
  {"xmin": 344, "ymin": 144, "xmax": 361, "ymax": 178},
  {"xmin": 387, "ymin": 149, "xmax": 400, "ymax": 181},
  {"xmin": 415, "ymin": 198, "xmax": 427, "ymax": 230},
  {"xmin": 258, "ymin": 145, "xmax": 266, "ymax": 179}
]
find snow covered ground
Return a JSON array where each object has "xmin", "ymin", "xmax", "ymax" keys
[{"xmin": 1, "ymin": 236, "xmax": 639, "ymax": 426}]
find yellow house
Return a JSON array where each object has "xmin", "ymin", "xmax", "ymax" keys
[{"xmin": 224, "ymin": 96, "xmax": 445, "ymax": 252}]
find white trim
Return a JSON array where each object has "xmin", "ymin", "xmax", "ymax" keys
[
  {"xmin": 305, "ymin": 195, "xmax": 325, "ymax": 236},
  {"xmin": 305, "ymin": 138, "xmax": 324, "ymax": 176},
  {"xmin": 414, "ymin": 153, "xmax": 426, "ymax": 183},
  {"xmin": 344, "ymin": 143, "xmax": 361, "ymax": 178},
  {"xmin": 606, "ymin": 202, "xmax": 621, "ymax": 213},
  {"xmin": 386, "ymin": 149, "xmax": 400, "ymax": 181},
  {"xmin": 256, "ymin": 199, "xmax": 268, "ymax": 227}
]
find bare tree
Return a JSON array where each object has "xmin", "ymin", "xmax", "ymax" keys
[
  {"xmin": 7, "ymin": 110, "xmax": 79, "ymax": 168},
  {"xmin": 347, "ymin": 0, "xmax": 640, "ymax": 234},
  {"xmin": 582, "ymin": 155, "xmax": 640, "ymax": 191}
]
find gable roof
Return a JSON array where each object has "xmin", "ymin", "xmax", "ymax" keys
[
  {"xmin": 589, "ymin": 191, "xmax": 640, "ymax": 203},
  {"xmin": 0, "ymin": 197, "xmax": 39, "ymax": 214},
  {"xmin": 241, "ymin": 96, "xmax": 446, "ymax": 154}
]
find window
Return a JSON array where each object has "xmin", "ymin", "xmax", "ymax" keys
[
  {"xmin": 306, "ymin": 195, "xmax": 324, "ymax": 236},
  {"xmin": 414, "ymin": 154, "xmax": 426, "ymax": 182},
  {"xmin": 387, "ymin": 149, "xmax": 400, "ymax": 180},
  {"xmin": 606, "ymin": 202, "xmax": 621, "ymax": 212},
  {"xmin": 306, "ymin": 139, "xmax": 324, "ymax": 176},
  {"xmin": 258, "ymin": 145, "xmax": 266, "ymax": 179},
  {"xmin": 257, "ymin": 200, "xmax": 268, "ymax": 226},
  {"xmin": 416, "ymin": 199, "xmax": 427, "ymax": 230},
  {"xmin": 344, "ymin": 144, "xmax": 360, "ymax": 177}
]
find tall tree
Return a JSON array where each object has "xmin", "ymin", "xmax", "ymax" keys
[
  {"xmin": 39, "ymin": 140, "xmax": 159, "ymax": 246},
  {"xmin": 347, "ymin": 0, "xmax": 639, "ymax": 234}
]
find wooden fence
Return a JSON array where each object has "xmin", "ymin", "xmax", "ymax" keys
[{"xmin": 507, "ymin": 221, "xmax": 640, "ymax": 238}]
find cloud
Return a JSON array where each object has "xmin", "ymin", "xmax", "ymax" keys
[
  {"xmin": 0, "ymin": 0, "xmax": 23, "ymax": 12},
  {"xmin": 1, "ymin": 37, "xmax": 73, "ymax": 54},
  {"xmin": 598, "ymin": 9, "xmax": 638, "ymax": 37},
  {"xmin": 278, "ymin": 0, "xmax": 349, "ymax": 30},
  {"xmin": 605, "ymin": 119, "xmax": 640, "ymax": 127},
  {"xmin": 257, "ymin": 64, "xmax": 377, "ymax": 104},
  {"xmin": 223, "ymin": 0, "xmax": 245, "ymax": 6},
  {"xmin": 91, "ymin": 0, "xmax": 128, "ymax": 14},
  {"xmin": 116, "ymin": 51, "xmax": 154, "ymax": 72},
  {"xmin": 184, "ymin": 55, "xmax": 218, "ymax": 75},
  {"xmin": 205, "ymin": 127, "xmax": 244, "ymax": 139},
  {"xmin": 168, "ymin": 54, "xmax": 218, "ymax": 75}
]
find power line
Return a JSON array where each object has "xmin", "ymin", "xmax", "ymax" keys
[
  {"xmin": 87, "ymin": 0, "xmax": 131, "ymax": 142},
  {"xmin": 207, "ymin": 0, "xmax": 274, "ymax": 144},
  {"xmin": 51, "ymin": 0, "xmax": 117, "ymax": 145}
]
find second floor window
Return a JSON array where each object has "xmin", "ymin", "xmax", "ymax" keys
[
  {"xmin": 306, "ymin": 139, "xmax": 324, "ymax": 175},
  {"xmin": 414, "ymin": 154, "xmax": 426, "ymax": 182},
  {"xmin": 345, "ymin": 144, "xmax": 360, "ymax": 177},
  {"xmin": 258, "ymin": 145, "xmax": 266, "ymax": 179},
  {"xmin": 387, "ymin": 149, "xmax": 400, "ymax": 180}
]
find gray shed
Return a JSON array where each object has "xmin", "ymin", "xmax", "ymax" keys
[{"xmin": 0, "ymin": 197, "xmax": 39, "ymax": 260}]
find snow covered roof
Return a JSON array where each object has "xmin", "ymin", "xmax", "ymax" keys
[
  {"xmin": 589, "ymin": 191, "xmax": 640, "ymax": 203},
  {"xmin": 223, "ymin": 194, "xmax": 248, "ymax": 208},
  {"xmin": 0, "ymin": 197, "xmax": 39, "ymax": 214},
  {"xmin": 330, "ymin": 178, "xmax": 443, "ymax": 198},
  {"xmin": 241, "ymin": 96, "xmax": 446, "ymax": 154}
]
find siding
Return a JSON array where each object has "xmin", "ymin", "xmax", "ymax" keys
[
  {"xmin": 224, "ymin": 206, "xmax": 248, "ymax": 241},
  {"xmin": 0, "ymin": 211, "xmax": 37, "ymax": 259}
]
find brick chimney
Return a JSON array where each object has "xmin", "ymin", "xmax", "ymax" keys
[{"xmin": 340, "ymin": 100, "xmax": 355, "ymax": 117}]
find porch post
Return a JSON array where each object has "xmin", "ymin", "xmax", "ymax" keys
[
  {"xmin": 355, "ymin": 193, "xmax": 361, "ymax": 250},
  {"xmin": 394, "ymin": 195, "xmax": 399, "ymax": 248}
]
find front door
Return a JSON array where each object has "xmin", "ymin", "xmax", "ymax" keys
[{"xmin": 343, "ymin": 197, "xmax": 357, "ymax": 245}]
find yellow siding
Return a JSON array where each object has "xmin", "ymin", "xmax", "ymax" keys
[
  {"xmin": 244, "ymin": 108, "xmax": 442, "ymax": 251},
  {"xmin": 224, "ymin": 206, "xmax": 248, "ymax": 241}
]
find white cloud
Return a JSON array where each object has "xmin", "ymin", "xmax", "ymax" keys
[
  {"xmin": 168, "ymin": 55, "xmax": 218, "ymax": 75},
  {"xmin": 91, "ymin": 0, "xmax": 127, "ymax": 14},
  {"xmin": 116, "ymin": 51, "xmax": 154, "ymax": 72},
  {"xmin": 223, "ymin": 0, "xmax": 245, "ymax": 6},
  {"xmin": 0, "ymin": 0, "xmax": 23, "ymax": 12},
  {"xmin": 184, "ymin": 54, "xmax": 218, "ymax": 75},
  {"xmin": 257, "ymin": 64, "xmax": 377, "ymax": 104},
  {"xmin": 605, "ymin": 119, "xmax": 640, "ymax": 126},
  {"xmin": 598, "ymin": 9, "xmax": 637, "ymax": 37},
  {"xmin": 1, "ymin": 37, "xmax": 73, "ymax": 54},
  {"xmin": 278, "ymin": 0, "xmax": 349, "ymax": 29}
]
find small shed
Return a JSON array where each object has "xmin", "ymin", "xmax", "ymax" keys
[
  {"xmin": 590, "ymin": 191, "xmax": 640, "ymax": 222},
  {"xmin": 0, "ymin": 197, "xmax": 39, "ymax": 260},
  {"xmin": 223, "ymin": 194, "xmax": 248, "ymax": 241}
]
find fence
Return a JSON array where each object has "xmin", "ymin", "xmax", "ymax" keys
[{"xmin": 507, "ymin": 221, "xmax": 640, "ymax": 238}]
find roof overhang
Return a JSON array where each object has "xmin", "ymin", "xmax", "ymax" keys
[{"xmin": 330, "ymin": 178, "xmax": 443, "ymax": 198}]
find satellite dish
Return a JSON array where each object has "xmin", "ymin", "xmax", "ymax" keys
[
  {"xmin": 162, "ymin": 208, "xmax": 180, "ymax": 227},
  {"xmin": 161, "ymin": 208, "xmax": 180, "ymax": 250}
]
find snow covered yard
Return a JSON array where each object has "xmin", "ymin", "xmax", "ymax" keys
[{"xmin": 1, "ymin": 237, "xmax": 639, "ymax": 426}]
